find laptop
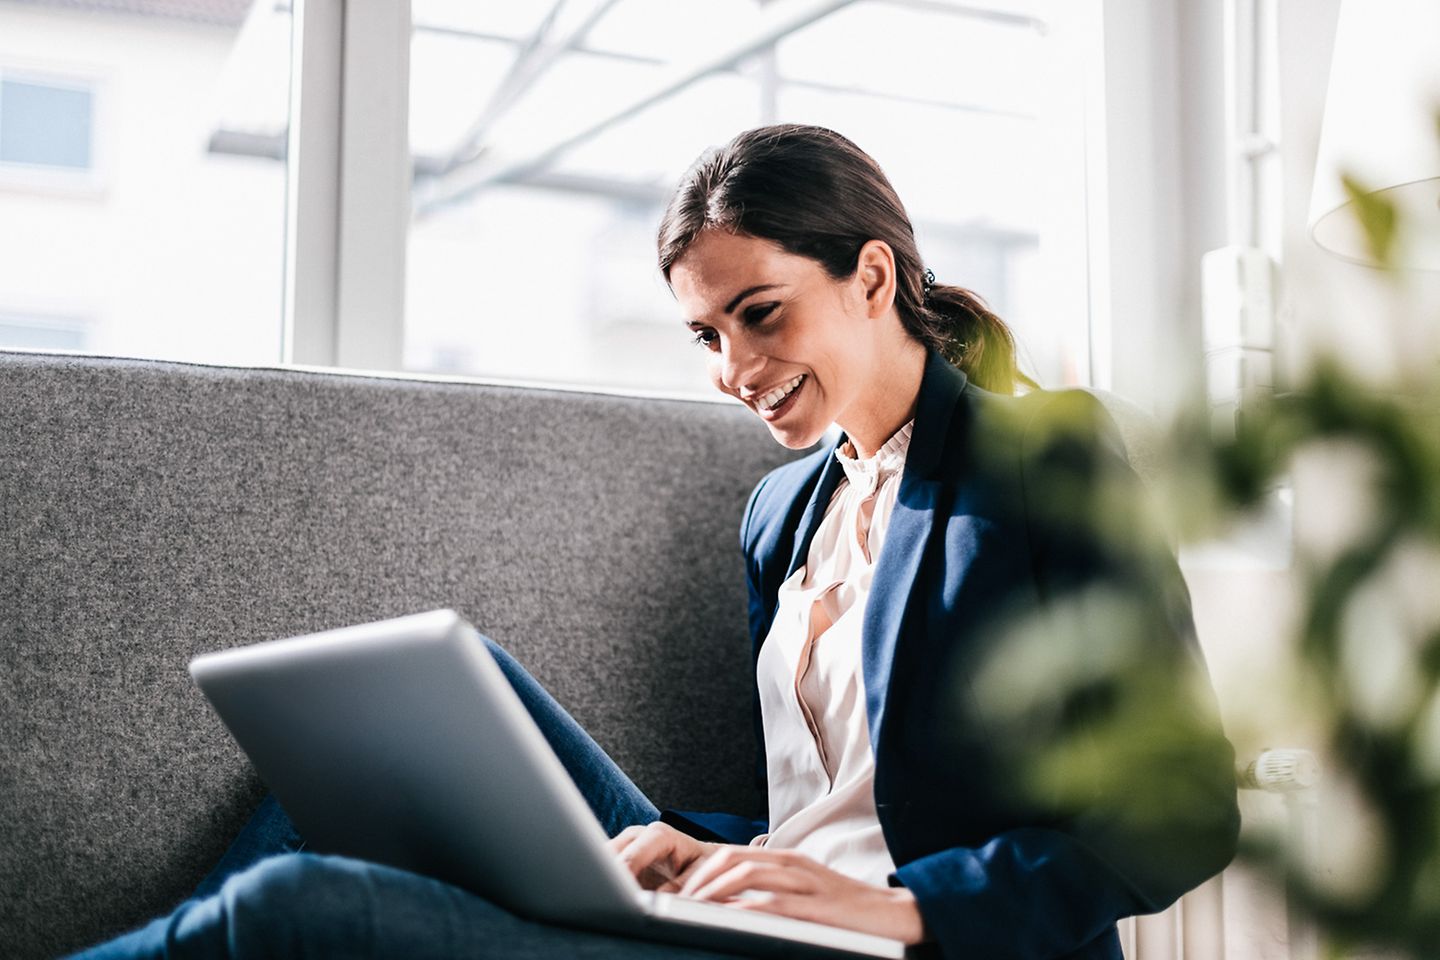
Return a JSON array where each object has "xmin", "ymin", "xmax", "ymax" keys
[{"xmin": 189, "ymin": 609, "xmax": 907, "ymax": 959}]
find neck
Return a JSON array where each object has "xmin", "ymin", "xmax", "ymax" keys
[{"xmin": 839, "ymin": 338, "xmax": 928, "ymax": 460}]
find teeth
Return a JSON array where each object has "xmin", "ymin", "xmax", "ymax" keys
[{"xmin": 756, "ymin": 375, "xmax": 804, "ymax": 411}]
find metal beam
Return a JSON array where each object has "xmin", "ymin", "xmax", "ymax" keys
[
  {"xmin": 440, "ymin": 0, "xmax": 569, "ymax": 171},
  {"xmin": 773, "ymin": 75, "xmax": 1032, "ymax": 119},
  {"xmin": 443, "ymin": 0, "xmax": 624, "ymax": 173},
  {"xmin": 278, "ymin": 0, "xmax": 1040, "ymax": 39},
  {"xmin": 483, "ymin": 0, "xmax": 570, "ymax": 119},
  {"xmin": 277, "ymin": 0, "xmax": 663, "ymax": 64},
  {"xmin": 211, "ymin": 76, "xmax": 1029, "ymax": 173},
  {"xmin": 870, "ymin": 0, "xmax": 1044, "ymax": 30},
  {"xmin": 413, "ymin": 0, "xmax": 860, "ymax": 216},
  {"xmin": 204, "ymin": 133, "xmax": 1042, "ymax": 245}
]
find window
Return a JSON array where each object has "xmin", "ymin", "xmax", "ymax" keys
[
  {"xmin": 401, "ymin": 0, "xmax": 1088, "ymax": 396},
  {"xmin": 2, "ymin": 0, "xmax": 1112, "ymax": 399},
  {"xmin": 0, "ymin": 76, "xmax": 93, "ymax": 170},
  {"xmin": 0, "ymin": 313, "xmax": 88, "ymax": 350},
  {"xmin": 0, "ymin": 0, "xmax": 291, "ymax": 363}
]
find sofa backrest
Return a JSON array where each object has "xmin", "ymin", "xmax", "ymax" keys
[{"xmin": 0, "ymin": 351, "xmax": 798, "ymax": 959}]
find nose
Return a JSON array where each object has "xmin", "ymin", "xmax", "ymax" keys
[{"xmin": 717, "ymin": 334, "xmax": 763, "ymax": 392}]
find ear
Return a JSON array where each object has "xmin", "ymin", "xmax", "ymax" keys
[{"xmin": 854, "ymin": 239, "xmax": 898, "ymax": 320}]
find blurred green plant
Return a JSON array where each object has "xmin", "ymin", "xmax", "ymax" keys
[
  {"xmin": 968, "ymin": 154, "xmax": 1440, "ymax": 957},
  {"xmin": 1172, "ymin": 363, "xmax": 1438, "ymax": 958}
]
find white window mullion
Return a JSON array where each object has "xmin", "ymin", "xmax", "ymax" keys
[
  {"xmin": 1037, "ymin": 0, "xmax": 1105, "ymax": 391},
  {"xmin": 283, "ymin": 0, "xmax": 342, "ymax": 366},
  {"xmin": 335, "ymin": 0, "xmax": 410, "ymax": 371},
  {"xmin": 284, "ymin": 0, "xmax": 410, "ymax": 370},
  {"xmin": 1088, "ymin": 0, "xmax": 1190, "ymax": 410}
]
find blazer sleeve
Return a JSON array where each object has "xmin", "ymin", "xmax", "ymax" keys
[{"xmin": 893, "ymin": 390, "xmax": 1241, "ymax": 960}]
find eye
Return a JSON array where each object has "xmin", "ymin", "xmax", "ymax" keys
[
  {"xmin": 743, "ymin": 303, "xmax": 778, "ymax": 325},
  {"xmin": 690, "ymin": 328, "xmax": 719, "ymax": 349}
]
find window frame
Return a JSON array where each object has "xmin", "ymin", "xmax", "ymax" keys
[
  {"xmin": 0, "ymin": 310, "xmax": 90, "ymax": 351},
  {"xmin": 284, "ymin": 0, "xmax": 411, "ymax": 369},
  {"xmin": 293, "ymin": 0, "xmax": 1206, "ymax": 409},
  {"xmin": 0, "ymin": 66, "xmax": 106, "ymax": 197}
]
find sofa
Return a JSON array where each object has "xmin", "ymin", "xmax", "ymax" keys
[{"xmin": 0, "ymin": 350, "xmax": 804, "ymax": 959}]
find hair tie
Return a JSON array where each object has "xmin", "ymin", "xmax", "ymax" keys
[{"xmin": 921, "ymin": 268, "xmax": 936, "ymax": 298}]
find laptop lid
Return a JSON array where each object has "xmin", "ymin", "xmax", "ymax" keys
[{"xmin": 189, "ymin": 609, "xmax": 644, "ymax": 926}]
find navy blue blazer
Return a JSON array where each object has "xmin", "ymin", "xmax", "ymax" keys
[{"xmin": 670, "ymin": 350, "xmax": 1239, "ymax": 960}]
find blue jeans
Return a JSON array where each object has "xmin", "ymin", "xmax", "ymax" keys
[{"xmin": 69, "ymin": 636, "xmax": 743, "ymax": 959}]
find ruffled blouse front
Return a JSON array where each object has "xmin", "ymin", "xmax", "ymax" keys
[{"xmin": 752, "ymin": 421, "xmax": 913, "ymax": 886}]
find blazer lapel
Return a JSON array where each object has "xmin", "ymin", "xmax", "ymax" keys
[
  {"xmin": 861, "ymin": 351, "xmax": 968, "ymax": 748},
  {"xmin": 785, "ymin": 450, "xmax": 846, "ymax": 579}
]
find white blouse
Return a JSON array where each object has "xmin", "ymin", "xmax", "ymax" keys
[{"xmin": 752, "ymin": 420, "xmax": 914, "ymax": 887}]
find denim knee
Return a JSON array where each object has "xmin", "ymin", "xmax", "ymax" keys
[
  {"xmin": 203, "ymin": 853, "xmax": 362, "ymax": 958},
  {"xmin": 221, "ymin": 851, "xmax": 329, "ymax": 910}
]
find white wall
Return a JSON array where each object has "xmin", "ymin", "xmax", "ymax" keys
[{"xmin": 0, "ymin": 2, "xmax": 286, "ymax": 364}]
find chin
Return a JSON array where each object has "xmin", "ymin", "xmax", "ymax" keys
[{"xmin": 765, "ymin": 421, "xmax": 828, "ymax": 451}]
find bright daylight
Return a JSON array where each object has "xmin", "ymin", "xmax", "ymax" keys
[{"xmin": 2, "ymin": 2, "xmax": 1438, "ymax": 960}]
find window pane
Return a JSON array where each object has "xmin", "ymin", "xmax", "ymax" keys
[
  {"xmin": 0, "ymin": 79, "xmax": 93, "ymax": 168},
  {"xmin": 0, "ymin": 314, "xmax": 87, "ymax": 350},
  {"xmin": 775, "ymin": 2, "xmax": 1043, "ymax": 117},
  {"xmin": 405, "ymin": 0, "xmax": 1087, "ymax": 394},
  {"xmin": 0, "ymin": 0, "xmax": 290, "ymax": 365}
]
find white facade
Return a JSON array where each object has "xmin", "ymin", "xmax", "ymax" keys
[{"xmin": 0, "ymin": 0, "xmax": 287, "ymax": 364}]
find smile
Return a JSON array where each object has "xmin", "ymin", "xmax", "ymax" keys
[{"xmin": 754, "ymin": 375, "xmax": 805, "ymax": 414}]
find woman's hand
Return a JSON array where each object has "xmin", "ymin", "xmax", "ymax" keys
[
  {"xmin": 608, "ymin": 821, "xmax": 720, "ymax": 893},
  {"xmin": 608, "ymin": 823, "xmax": 927, "ymax": 945},
  {"xmin": 679, "ymin": 845, "xmax": 927, "ymax": 944}
]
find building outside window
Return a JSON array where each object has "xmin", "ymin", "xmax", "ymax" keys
[
  {"xmin": 0, "ymin": 73, "xmax": 94, "ymax": 170},
  {"xmin": 0, "ymin": 311, "xmax": 88, "ymax": 349},
  {"xmin": 0, "ymin": 0, "xmax": 289, "ymax": 365}
]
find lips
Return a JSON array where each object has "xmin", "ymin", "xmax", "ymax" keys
[
  {"xmin": 754, "ymin": 375, "xmax": 804, "ymax": 412},
  {"xmin": 751, "ymin": 374, "xmax": 805, "ymax": 421}
]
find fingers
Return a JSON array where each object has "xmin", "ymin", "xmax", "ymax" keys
[
  {"xmin": 612, "ymin": 823, "xmax": 676, "ymax": 877},
  {"xmin": 726, "ymin": 893, "xmax": 820, "ymax": 923},
  {"xmin": 678, "ymin": 846, "xmax": 814, "ymax": 900},
  {"xmin": 666, "ymin": 857, "xmax": 708, "ymax": 892},
  {"xmin": 608, "ymin": 822, "xmax": 703, "ymax": 888},
  {"xmin": 606, "ymin": 824, "xmax": 648, "ymax": 858},
  {"xmin": 690, "ymin": 861, "xmax": 813, "ymax": 903},
  {"xmin": 661, "ymin": 845, "xmax": 928, "ymax": 945}
]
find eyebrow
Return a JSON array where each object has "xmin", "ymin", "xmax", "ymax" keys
[
  {"xmin": 724, "ymin": 284, "xmax": 784, "ymax": 314},
  {"xmin": 683, "ymin": 283, "xmax": 786, "ymax": 327}
]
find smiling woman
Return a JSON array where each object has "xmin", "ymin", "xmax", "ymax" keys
[
  {"xmin": 657, "ymin": 125, "xmax": 1032, "ymax": 400},
  {"xmin": 68, "ymin": 124, "xmax": 1239, "ymax": 960},
  {"xmin": 671, "ymin": 229, "xmax": 928, "ymax": 456},
  {"xmin": 658, "ymin": 124, "xmax": 1035, "ymax": 458},
  {"xmin": 626, "ymin": 124, "xmax": 1240, "ymax": 959}
]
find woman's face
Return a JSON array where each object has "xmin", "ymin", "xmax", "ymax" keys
[{"xmin": 669, "ymin": 229, "xmax": 893, "ymax": 452}]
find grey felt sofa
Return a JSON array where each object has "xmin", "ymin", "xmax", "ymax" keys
[{"xmin": 0, "ymin": 350, "xmax": 800, "ymax": 959}]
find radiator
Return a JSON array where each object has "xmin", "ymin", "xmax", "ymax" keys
[{"xmin": 1120, "ymin": 749, "xmax": 1319, "ymax": 960}]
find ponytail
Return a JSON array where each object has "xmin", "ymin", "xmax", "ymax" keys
[{"xmin": 916, "ymin": 283, "xmax": 1038, "ymax": 395}]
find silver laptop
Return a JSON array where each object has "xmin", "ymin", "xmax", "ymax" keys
[{"xmin": 189, "ymin": 609, "xmax": 906, "ymax": 959}]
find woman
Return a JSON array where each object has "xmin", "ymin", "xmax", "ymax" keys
[{"xmin": 73, "ymin": 124, "xmax": 1238, "ymax": 960}]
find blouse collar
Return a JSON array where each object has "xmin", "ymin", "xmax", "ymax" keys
[{"xmin": 834, "ymin": 420, "xmax": 914, "ymax": 494}]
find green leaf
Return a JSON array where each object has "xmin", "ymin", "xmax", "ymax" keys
[{"xmin": 1342, "ymin": 174, "xmax": 1399, "ymax": 267}]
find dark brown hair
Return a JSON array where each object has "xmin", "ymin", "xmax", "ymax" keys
[{"xmin": 656, "ymin": 123, "xmax": 1036, "ymax": 395}]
